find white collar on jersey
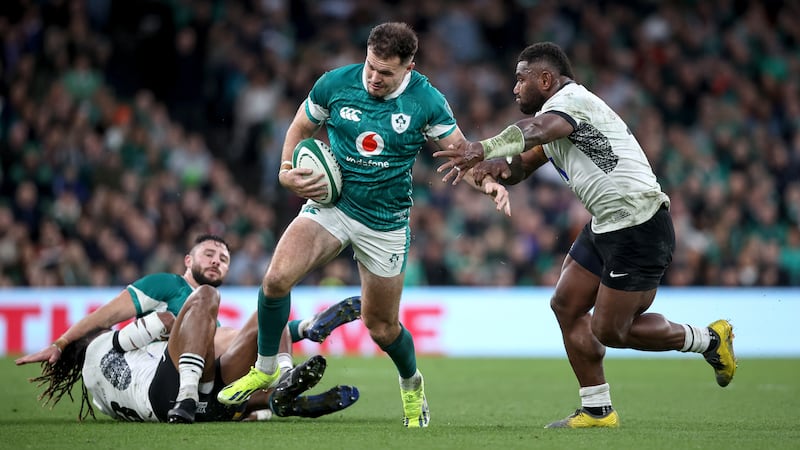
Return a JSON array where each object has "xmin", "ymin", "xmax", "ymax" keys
[{"xmin": 362, "ymin": 66, "xmax": 412, "ymax": 100}]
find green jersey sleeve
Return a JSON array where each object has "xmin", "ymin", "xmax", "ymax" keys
[{"xmin": 126, "ymin": 273, "xmax": 194, "ymax": 317}]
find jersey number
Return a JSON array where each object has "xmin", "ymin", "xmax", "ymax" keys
[{"xmin": 111, "ymin": 401, "xmax": 144, "ymax": 422}]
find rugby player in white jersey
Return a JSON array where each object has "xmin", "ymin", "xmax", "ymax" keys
[{"xmin": 435, "ymin": 42, "xmax": 737, "ymax": 428}]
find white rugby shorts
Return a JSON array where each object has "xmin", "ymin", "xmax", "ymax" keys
[{"xmin": 299, "ymin": 201, "xmax": 409, "ymax": 277}]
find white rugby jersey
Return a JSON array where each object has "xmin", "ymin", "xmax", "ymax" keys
[
  {"xmin": 538, "ymin": 82, "xmax": 670, "ymax": 233},
  {"xmin": 82, "ymin": 331, "xmax": 166, "ymax": 422}
]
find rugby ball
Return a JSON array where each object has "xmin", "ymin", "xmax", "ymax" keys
[{"xmin": 292, "ymin": 138, "xmax": 342, "ymax": 205}]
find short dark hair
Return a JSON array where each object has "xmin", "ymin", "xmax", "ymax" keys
[
  {"xmin": 519, "ymin": 42, "xmax": 574, "ymax": 79},
  {"xmin": 194, "ymin": 234, "xmax": 229, "ymax": 251},
  {"xmin": 367, "ymin": 22, "xmax": 418, "ymax": 64}
]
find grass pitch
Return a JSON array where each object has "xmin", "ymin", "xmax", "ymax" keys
[{"xmin": 4, "ymin": 356, "xmax": 799, "ymax": 449}]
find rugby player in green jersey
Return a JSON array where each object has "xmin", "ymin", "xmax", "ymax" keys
[{"xmin": 217, "ymin": 22, "xmax": 508, "ymax": 428}]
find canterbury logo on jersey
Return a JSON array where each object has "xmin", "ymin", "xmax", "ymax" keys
[{"xmin": 339, "ymin": 107, "xmax": 362, "ymax": 122}]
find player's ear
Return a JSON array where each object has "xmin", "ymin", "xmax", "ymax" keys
[
  {"xmin": 539, "ymin": 70, "xmax": 551, "ymax": 89},
  {"xmin": 406, "ymin": 61, "xmax": 415, "ymax": 72}
]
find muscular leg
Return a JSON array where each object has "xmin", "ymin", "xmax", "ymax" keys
[
  {"xmin": 166, "ymin": 285, "xmax": 220, "ymax": 423},
  {"xmin": 358, "ymin": 263, "xmax": 412, "ymax": 375},
  {"xmin": 218, "ymin": 312, "xmax": 292, "ymax": 385},
  {"xmin": 592, "ymin": 286, "xmax": 686, "ymax": 351},
  {"xmin": 550, "ymin": 256, "xmax": 604, "ymax": 387},
  {"xmin": 256, "ymin": 217, "xmax": 341, "ymax": 368},
  {"xmin": 217, "ymin": 217, "xmax": 344, "ymax": 406},
  {"xmin": 167, "ymin": 285, "xmax": 220, "ymax": 383},
  {"xmin": 359, "ymin": 262, "xmax": 428, "ymax": 427},
  {"xmin": 546, "ymin": 256, "xmax": 625, "ymax": 428}
]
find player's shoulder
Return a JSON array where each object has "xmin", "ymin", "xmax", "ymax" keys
[
  {"xmin": 401, "ymin": 70, "xmax": 448, "ymax": 106},
  {"xmin": 130, "ymin": 272, "xmax": 188, "ymax": 291},
  {"xmin": 407, "ymin": 70, "xmax": 438, "ymax": 92}
]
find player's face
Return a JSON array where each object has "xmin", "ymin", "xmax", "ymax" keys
[
  {"xmin": 514, "ymin": 61, "xmax": 547, "ymax": 115},
  {"xmin": 187, "ymin": 240, "xmax": 230, "ymax": 287},
  {"xmin": 364, "ymin": 48, "xmax": 414, "ymax": 98}
]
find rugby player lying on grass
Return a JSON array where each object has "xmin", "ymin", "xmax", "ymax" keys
[{"xmin": 21, "ymin": 286, "xmax": 360, "ymax": 423}]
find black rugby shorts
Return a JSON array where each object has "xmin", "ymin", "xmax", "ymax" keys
[{"xmin": 568, "ymin": 204, "xmax": 675, "ymax": 291}]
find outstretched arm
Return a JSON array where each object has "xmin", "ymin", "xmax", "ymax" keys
[
  {"xmin": 15, "ymin": 289, "xmax": 137, "ymax": 366},
  {"xmin": 433, "ymin": 112, "xmax": 573, "ymax": 179}
]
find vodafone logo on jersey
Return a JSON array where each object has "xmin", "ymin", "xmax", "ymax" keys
[{"xmin": 356, "ymin": 131, "xmax": 385, "ymax": 157}]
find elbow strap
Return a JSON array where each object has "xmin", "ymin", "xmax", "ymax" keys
[{"xmin": 481, "ymin": 125, "xmax": 525, "ymax": 159}]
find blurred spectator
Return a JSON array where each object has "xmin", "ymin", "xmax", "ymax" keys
[{"xmin": 0, "ymin": 0, "xmax": 797, "ymax": 288}]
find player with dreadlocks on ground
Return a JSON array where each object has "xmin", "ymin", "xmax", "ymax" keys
[
  {"xmin": 18, "ymin": 234, "xmax": 362, "ymax": 423},
  {"xmin": 27, "ymin": 287, "xmax": 358, "ymax": 423}
]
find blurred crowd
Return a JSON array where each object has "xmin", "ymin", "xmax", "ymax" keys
[{"xmin": 1, "ymin": 0, "xmax": 798, "ymax": 288}]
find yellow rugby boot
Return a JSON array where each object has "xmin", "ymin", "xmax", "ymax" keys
[
  {"xmin": 704, "ymin": 319, "xmax": 737, "ymax": 387},
  {"xmin": 401, "ymin": 375, "xmax": 429, "ymax": 428},
  {"xmin": 545, "ymin": 408, "xmax": 620, "ymax": 428},
  {"xmin": 217, "ymin": 366, "xmax": 280, "ymax": 405}
]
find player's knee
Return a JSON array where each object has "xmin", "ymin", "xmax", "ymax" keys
[
  {"xmin": 550, "ymin": 293, "xmax": 580, "ymax": 320},
  {"xmin": 361, "ymin": 315, "xmax": 397, "ymax": 346},
  {"xmin": 187, "ymin": 285, "xmax": 221, "ymax": 313},
  {"xmin": 263, "ymin": 268, "xmax": 293, "ymax": 295},
  {"xmin": 550, "ymin": 294, "xmax": 566, "ymax": 316},
  {"xmin": 591, "ymin": 320, "xmax": 626, "ymax": 348}
]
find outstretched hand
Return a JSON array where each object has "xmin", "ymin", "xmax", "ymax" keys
[
  {"xmin": 433, "ymin": 139, "xmax": 486, "ymax": 185},
  {"xmin": 15, "ymin": 345, "xmax": 61, "ymax": 366}
]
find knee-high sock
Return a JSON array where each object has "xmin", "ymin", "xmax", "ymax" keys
[
  {"xmin": 257, "ymin": 287, "xmax": 290, "ymax": 356},
  {"xmin": 287, "ymin": 319, "xmax": 303, "ymax": 343},
  {"xmin": 380, "ymin": 324, "xmax": 417, "ymax": 379}
]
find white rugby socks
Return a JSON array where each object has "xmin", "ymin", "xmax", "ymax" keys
[
  {"xmin": 680, "ymin": 324, "xmax": 712, "ymax": 353},
  {"xmin": 176, "ymin": 353, "xmax": 204, "ymax": 402},
  {"xmin": 580, "ymin": 383, "xmax": 611, "ymax": 408}
]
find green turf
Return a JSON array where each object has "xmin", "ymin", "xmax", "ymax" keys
[{"xmin": 4, "ymin": 356, "xmax": 799, "ymax": 449}]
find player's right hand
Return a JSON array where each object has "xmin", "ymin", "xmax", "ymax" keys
[
  {"xmin": 280, "ymin": 167, "xmax": 328, "ymax": 201},
  {"xmin": 15, "ymin": 345, "xmax": 61, "ymax": 366},
  {"xmin": 434, "ymin": 139, "xmax": 486, "ymax": 184}
]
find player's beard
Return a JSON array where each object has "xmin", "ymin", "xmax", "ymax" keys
[
  {"xmin": 519, "ymin": 94, "xmax": 545, "ymax": 115},
  {"xmin": 192, "ymin": 265, "xmax": 223, "ymax": 287}
]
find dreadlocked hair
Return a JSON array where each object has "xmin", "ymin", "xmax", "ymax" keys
[{"xmin": 30, "ymin": 329, "xmax": 105, "ymax": 421}]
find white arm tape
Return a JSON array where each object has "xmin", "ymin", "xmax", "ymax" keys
[
  {"xmin": 481, "ymin": 125, "xmax": 526, "ymax": 159},
  {"xmin": 113, "ymin": 312, "xmax": 168, "ymax": 352}
]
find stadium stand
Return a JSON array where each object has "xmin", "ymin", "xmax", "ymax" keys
[{"xmin": 0, "ymin": 0, "xmax": 798, "ymax": 287}]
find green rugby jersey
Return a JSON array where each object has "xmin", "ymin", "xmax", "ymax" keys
[
  {"xmin": 126, "ymin": 273, "xmax": 194, "ymax": 317},
  {"xmin": 305, "ymin": 63, "xmax": 457, "ymax": 231}
]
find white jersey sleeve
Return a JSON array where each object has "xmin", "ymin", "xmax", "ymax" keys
[
  {"xmin": 538, "ymin": 83, "xmax": 670, "ymax": 233},
  {"xmin": 82, "ymin": 332, "xmax": 167, "ymax": 422}
]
